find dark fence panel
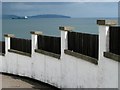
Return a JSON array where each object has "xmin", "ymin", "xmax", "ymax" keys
[
  {"xmin": 109, "ymin": 26, "xmax": 120, "ymax": 55},
  {"xmin": 68, "ymin": 32, "xmax": 99, "ymax": 59},
  {"xmin": 0, "ymin": 41, "xmax": 5, "ymax": 54},
  {"xmin": 10, "ymin": 37, "xmax": 31, "ymax": 54},
  {"xmin": 38, "ymin": 35, "xmax": 61, "ymax": 54}
]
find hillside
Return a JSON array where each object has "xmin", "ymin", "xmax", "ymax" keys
[{"xmin": 2, "ymin": 14, "xmax": 71, "ymax": 19}]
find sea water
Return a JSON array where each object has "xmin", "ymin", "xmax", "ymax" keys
[{"xmin": 2, "ymin": 18, "xmax": 117, "ymax": 40}]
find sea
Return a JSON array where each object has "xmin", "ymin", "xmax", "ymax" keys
[{"xmin": 1, "ymin": 18, "xmax": 117, "ymax": 41}]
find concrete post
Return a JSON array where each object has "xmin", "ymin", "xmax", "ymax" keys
[
  {"xmin": 4, "ymin": 34, "xmax": 15, "ymax": 54},
  {"xmin": 97, "ymin": 20, "xmax": 117, "ymax": 60},
  {"xmin": 59, "ymin": 26, "xmax": 74, "ymax": 88},
  {"xmin": 30, "ymin": 31, "xmax": 42, "ymax": 55},
  {"xmin": 59, "ymin": 26, "xmax": 74, "ymax": 57},
  {"xmin": 97, "ymin": 20, "xmax": 118, "ymax": 88}
]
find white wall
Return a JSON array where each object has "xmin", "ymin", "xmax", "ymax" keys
[
  {"xmin": 1, "ymin": 49, "xmax": 118, "ymax": 88},
  {"xmin": 61, "ymin": 54, "xmax": 98, "ymax": 88},
  {"xmin": 32, "ymin": 52, "xmax": 61, "ymax": 88},
  {"xmin": 0, "ymin": 55, "xmax": 2, "ymax": 72},
  {"xmin": 1, "ymin": 52, "xmax": 32, "ymax": 78},
  {"xmin": 98, "ymin": 57, "xmax": 118, "ymax": 88},
  {"xmin": 0, "ymin": 24, "xmax": 119, "ymax": 88}
]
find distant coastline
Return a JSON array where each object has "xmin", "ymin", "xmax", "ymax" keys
[
  {"xmin": 2, "ymin": 14, "xmax": 71, "ymax": 19},
  {"xmin": 2, "ymin": 14, "xmax": 117, "ymax": 20}
]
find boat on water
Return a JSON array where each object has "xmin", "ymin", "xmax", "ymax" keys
[{"xmin": 12, "ymin": 16, "xmax": 28, "ymax": 19}]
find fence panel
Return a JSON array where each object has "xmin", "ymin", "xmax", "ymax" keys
[
  {"xmin": 0, "ymin": 41, "xmax": 5, "ymax": 54},
  {"xmin": 68, "ymin": 32, "xmax": 99, "ymax": 59},
  {"xmin": 109, "ymin": 26, "xmax": 120, "ymax": 55},
  {"xmin": 10, "ymin": 37, "xmax": 31, "ymax": 54},
  {"xmin": 38, "ymin": 35, "xmax": 61, "ymax": 54}
]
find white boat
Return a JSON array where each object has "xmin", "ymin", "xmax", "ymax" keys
[
  {"xmin": 24, "ymin": 16, "xmax": 28, "ymax": 19},
  {"xmin": 12, "ymin": 16, "xmax": 28, "ymax": 19}
]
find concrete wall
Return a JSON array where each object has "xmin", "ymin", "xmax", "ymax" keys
[
  {"xmin": 0, "ymin": 55, "xmax": 2, "ymax": 72},
  {"xmin": 32, "ymin": 52, "xmax": 61, "ymax": 88},
  {"xmin": 98, "ymin": 57, "xmax": 118, "ymax": 88},
  {"xmin": 61, "ymin": 54, "xmax": 98, "ymax": 88},
  {"xmin": 0, "ymin": 20, "xmax": 119, "ymax": 88}
]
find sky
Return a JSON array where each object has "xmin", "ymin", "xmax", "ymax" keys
[
  {"xmin": 2, "ymin": 2, "xmax": 118, "ymax": 18},
  {"xmin": 2, "ymin": 0, "xmax": 120, "ymax": 2}
]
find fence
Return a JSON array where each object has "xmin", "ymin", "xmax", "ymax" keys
[
  {"xmin": 109, "ymin": 26, "xmax": 120, "ymax": 55},
  {"xmin": 10, "ymin": 37, "xmax": 31, "ymax": 54},
  {"xmin": 68, "ymin": 31, "xmax": 99, "ymax": 59},
  {"xmin": 38, "ymin": 35, "xmax": 61, "ymax": 54},
  {"xmin": 0, "ymin": 41, "xmax": 5, "ymax": 54}
]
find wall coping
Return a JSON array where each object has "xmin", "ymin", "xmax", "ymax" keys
[
  {"xmin": 30, "ymin": 31, "xmax": 42, "ymax": 35},
  {"xmin": 59, "ymin": 26, "xmax": 74, "ymax": 31},
  {"xmin": 104, "ymin": 52, "xmax": 120, "ymax": 62},
  {"xmin": 35, "ymin": 49, "xmax": 61, "ymax": 59},
  {"xmin": 8, "ymin": 49, "xmax": 31, "ymax": 57},
  {"xmin": 4, "ymin": 34, "xmax": 15, "ymax": 38},
  {"xmin": 64, "ymin": 49, "xmax": 98, "ymax": 65},
  {"xmin": 97, "ymin": 20, "xmax": 117, "ymax": 26}
]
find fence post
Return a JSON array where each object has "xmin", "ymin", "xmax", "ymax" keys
[
  {"xmin": 97, "ymin": 20, "xmax": 117, "ymax": 60},
  {"xmin": 30, "ymin": 31, "xmax": 42, "ymax": 55},
  {"xmin": 4, "ymin": 34, "xmax": 15, "ymax": 54},
  {"xmin": 59, "ymin": 26, "xmax": 73, "ymax": 57}
]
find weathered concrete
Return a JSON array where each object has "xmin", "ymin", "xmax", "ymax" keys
[
  {"xmin": 35, "ymin": 49, "xmax": 60, "ymax": 59},
  {"xmin": 64, "ymin": 49, "xmax": 98, "ymax": 65},
  {"xmin": 104, "ymin": 52, "xmax": 120, "ymax": 62},
  {"xmin": 8, "ymin": 49, "xmax": 31, "ymax": 57}
]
